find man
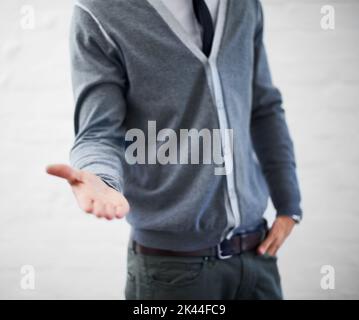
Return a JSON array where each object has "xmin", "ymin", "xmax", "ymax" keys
[{"xmin": 47, "ymin": 0, "xmax": 302, "ymax": 300}]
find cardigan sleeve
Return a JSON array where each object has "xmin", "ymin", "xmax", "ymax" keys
[
  {"xmin": 250, "ymin": 0, "xmax": 303, "ymax": 219},
  {"xmin": 69, "ymin": 5, "xmax": 127, "ymax": 192}
]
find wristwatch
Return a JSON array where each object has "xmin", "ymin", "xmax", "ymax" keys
[{"xmin": 290, "ymin": 214, "xmax": 302, "ymax": 224}]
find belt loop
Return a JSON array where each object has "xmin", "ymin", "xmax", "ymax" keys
[
  {"xmin": 132, "ymin": 240, "xmax": 137, "ymax": 254},
  {"xmin": 239, "ymin": 233, "xmax": 244, "ymax": 253}
]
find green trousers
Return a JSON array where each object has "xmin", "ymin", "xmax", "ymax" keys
[{"xmin": 125, "ymin": 245, "xmax": 283, "ymax": 300}]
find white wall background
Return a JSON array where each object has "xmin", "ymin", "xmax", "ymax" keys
[{"xmin": 0, "ymin": 0, "xmax": 358, "ymax": 300}]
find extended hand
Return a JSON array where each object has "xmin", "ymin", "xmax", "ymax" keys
[
  {"xmin": 46, "ymin": 164, "xmax": 129, "ymax": 220},
  {"xmin": 257, "ymin": 216, "xmax": 296, "ymax": 257}
]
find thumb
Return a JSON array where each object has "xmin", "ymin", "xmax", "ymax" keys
[
  {"xmin": 257, "ymin": 232, "xmax": 273, "ymax": 255},
  {"xmin": 46, "ymin": 164, "xmax": 82, "ymax": 185}
]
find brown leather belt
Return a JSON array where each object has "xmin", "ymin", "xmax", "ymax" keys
[{"xmin": 132, "ymin": 224, "xmax": 268, "ymax": 260}]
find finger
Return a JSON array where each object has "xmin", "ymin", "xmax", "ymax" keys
[
  {"xmin": 46, "ymin": 164, "xmax": 81, "ymax": 185},
  {"xmin": 118, "ymin": 199, "xmax": 130, "ymax": 216},
  {"xmin": 79, "ymin": 197, "xmax": 94, "ymax": 214},
  {"xmin": 115, "ymin": 205, "xmax": 129, "ymax": 218},
  {"xmin": 257, "ymin": 233, "xmax": 275, "ymax": 255},
  {"xmin": 93, "ymin": 201, "xmax": 106, "ymax": 218},
  {"xmin": 115, "ymin": 206, "xmax": 124, "ymax": 218},
  {"xmin": 104, "ymin": 204, "xmax": 115, "ymax": 220}
]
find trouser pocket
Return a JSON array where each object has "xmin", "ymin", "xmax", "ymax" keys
[
  {"xmin": 144, "ymin": 255, "xmax": 208, "ymax": 300},
  {"xmin": 125, "ymin": 247, "xmax": 209, "ymax": 300},
  {"xmin": 147, "ymin": 259, "xmax": 205, "ymax": 287}
]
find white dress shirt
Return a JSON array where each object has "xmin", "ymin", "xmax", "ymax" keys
[{"xmin": 161, "ymin": 0, "xmax": 220, "ymax": 49}]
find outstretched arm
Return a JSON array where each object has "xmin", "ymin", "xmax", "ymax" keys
[{"xmin": 47, "ymin": 5, "xmax": 129, "ymax": 219}]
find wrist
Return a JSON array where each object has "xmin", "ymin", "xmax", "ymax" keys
[{"xmin": 276, "ymin": 212, "xmax": 302, "ymax": 225}]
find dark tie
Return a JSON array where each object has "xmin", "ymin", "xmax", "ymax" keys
[{"xmin": 192, "ymin": 0, "xmax": 214, "ymax": 57}]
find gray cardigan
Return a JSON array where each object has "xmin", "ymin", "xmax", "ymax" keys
[{"xmin": 69, "ymin": 0, "xmax": 302, "ymax": 251}]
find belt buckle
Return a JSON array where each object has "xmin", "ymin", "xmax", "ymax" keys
[{"xmin": 216, "ymin": 243, "xmax": 233, "ymax": 260}]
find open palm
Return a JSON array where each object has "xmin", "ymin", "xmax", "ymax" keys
[{"xmin": 46, "ymin": 164, "xmax": 129, "ymax": 220}]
